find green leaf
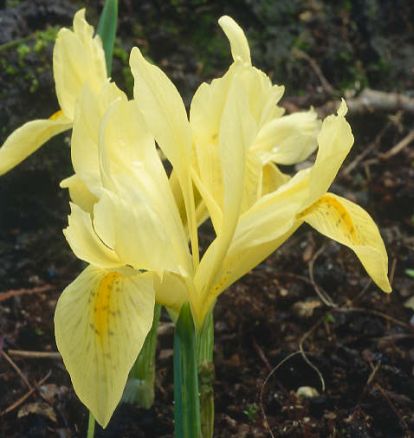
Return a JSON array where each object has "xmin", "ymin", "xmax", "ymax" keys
[
  {"xmin": 97, "ymin": 0, "xmax": 118, "ymax": 74},
  {"xmin": 405, "ymin": 269, "xmax": 414, "ymax": 279}
]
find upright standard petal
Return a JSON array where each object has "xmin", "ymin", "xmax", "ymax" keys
[
  {"xmin": 54, "ymin": 266, "xmax": 155, "ymax": 427},
  {"xmin": 190, "ymin": 64, "xmax": 284, "ymax": 224},
  {"xmin": 130, "ymin": 47, "xmax": 192, "ymax": 177},
  {"xmin": 300, "ymin": 193, "xmax": 391, "ymax": 292},
  {"xmin": 53, "ymin": 9, "xmax": 108, "ymax": 119},
  {"xmin": 130, "ymin": 47, "xmax": 199, "ymax": 265},
  {"xmin": 98, "ymin": 99, "xmax": 192, "ymax": 276},
  {"xmin": 218, "ymin": 16, "xmax": 251, "ymax": 64},
  {"xmin": 0, "ymin": 114, "xmax": 71, "ymax": 176},
  {"xmin": 70, "ymin": 82, "xmax": 126, "ymax": 195},
  {"xmin": 193, "ymin": 72, "xmax": 247, "ymax": 324}
]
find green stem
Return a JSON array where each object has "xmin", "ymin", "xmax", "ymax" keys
[
  {"xmin": 197, "ymin": 310, "xmax": 215, "ymax": 438},
  {"xmin": 124, "ymin": 303, "xmax": 161, "ymax": 408},
  {"xmin": 87, "ymin": 411, "xmax": 95, "ymax": 438},
  {"xmin": 174, "ymin": 303, "xmax": 201, "ymax": 438},
  {"xmin": 97, "ymin": 0, "xmax": 118, "ymax": 74}
]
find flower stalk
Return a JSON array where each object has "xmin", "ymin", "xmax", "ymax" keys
[
  {"xmin": 87, "ymin": 412, "xmax": 95, "ymax": 438},
  {"xmin": 174, "ymin": 304, "xmax": 201, "ymax": 438},
  {"xmin": 197, "ymin": 310, "xmax": 215, "ymax": 438}
]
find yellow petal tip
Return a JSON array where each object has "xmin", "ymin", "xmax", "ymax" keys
[{"xmin": 338, "ymin": 99, "xmax": 348, "ymax": 117}]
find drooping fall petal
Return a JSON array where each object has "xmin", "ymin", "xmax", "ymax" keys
[
  {"xmin": 54, "ymin": 266, "xmax": 155, "ymax": 427},
  {"xmin": 300, "ymin": 193, "xmax": 391, "ymax": 292},
  {"xmin": 0, "ymin": 114, "xmax": 71, "ymax": 176}
]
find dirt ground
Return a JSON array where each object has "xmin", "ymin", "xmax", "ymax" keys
[{"xmin": 0, "ymin": 1, "xmax": 414, "ymax": 437}]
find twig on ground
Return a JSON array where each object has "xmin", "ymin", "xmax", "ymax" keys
[
  {"xmin": 259, "ymin": 343, "xmax": 326, "ymax": 438},
  {"xmin": 334, "ymin": 307, "xmax": 411, "ymax": 330},
  {"xmin": 308, "ymin": 245, "xmax": 337, "ymax": 308},
  {"xmin": 7, "ymin": 350, "xmax": 61, "ymax": 360},
  {"xmin": 389, "ymin": 257, "xmax": 398, "ymax": 288},
  {"xmin": 259, "ymin": 351, "xmax": 301, "ymax": 438},
  {"xmin": 350, "ymin": 279, "xmax": 372, "ymax": 305},
  {"xmin": 0, "ymin": 284, "xmax": 55, "ymax": 302},
  {"xmin": 366, "ymin": 361, "xmax": 381, "ymax": 387},
  {"xmin": 318, "ymin": 89, "xmax": 414, "ymax": 117},
  {"xmin": 342, "ymin": 122, "xmax": 391, "ymax": 176},
  {"xmin": 252, "ymin": 338, "xmax": 272, "ymax": 372},
  {"xmin": 1, "ymin": 351, "xmax": 33, "ymax": 391},
  {"xmin": 298, "ymin": 317, "xmax": 326, "ymax": 392},
  {"xmin": 379, "ymin": 130, "xmax": 414, "ymax": 160},
  {"xmin": 0, "ymin": 371, "xmax": 51, "ymax": 416},
  {"xmin": 293, "ymin": 48, "xmax": 337, "ymax": 96},
  {"xmin": 374, "ymin": 383, "xmax": 409, "ymax": 432}
]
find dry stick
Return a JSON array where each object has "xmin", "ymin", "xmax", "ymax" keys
[
  {"xmin": 357, "ymin": 351, "xmax": 408, "ymax": 431},
  {"xmin": 0, "ymin": 284, "xmax": 55, "ymax": 302},
  {"xmin": 1, "ymin": 351, "xmax": 33, "ymax": 391},
  {"xmin": 259, "ymin": 351, "xmax": 301, "ymax": 438},
  {"xmin": 0, "ymin": 371, "xmax": 51, "ymax": 416},
  {"xmin": 375, "ymin": 333, "xmax": 414, "ymax": 342},
  {"xmin": 7, "ymin": 350, "xmax": 61, "ymax": 360},
  {"xmin": 389, "ymin": 258, "xmax": 398, "ymax": 288},
  {"xmin": 361, "ymin": 130, "xmax": 414, "ymax": 169},
  {"xmin": 350, "ymin": 279, "xmax": 372, "ymax": 305},
  {"xmin": 259, "ymin": 345, "xmax": 326, "ymax": 438},
  {"xmin": 374, "ymin": 383, "xmax": 409, "ymax": 432},
  {"xmin": 298, "ymin": 317, "xmax": 326, "ymax": 392},
  {"xmin": 308, "ymin": 245, "xmax": 337, "ymax": 308},
  {"xmin": 318, "ymin": 89, "xmax": 414, "ymax": 118},
  {"xmin": 334, "ymin": 307, "xmax": 411, "ymax": 330},
  {"xmin": 366, "ymin": 361, "xmax": 381, "ymax": 387},
  {"xmin": 293, "ymin": 48, "xmax": 337, "ymax": 96},
  {"xmin": 342, "ymin": 122, "xmax": 392, "ymax": 176},
  {"xmin": 348, "ymin": 89, "xmax": 414, "ymax": 115},
  {"xmin": 379, "ymin": 130, "xmax": 414, "ymax": 160},
  {"xmin": 252, "ymin": 338, "xmax": 272, "ymax": 372}
]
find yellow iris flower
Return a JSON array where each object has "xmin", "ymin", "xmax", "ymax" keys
[
  {"xmin": 129, "ymin": 15, "xmax": 391, "ymax": 326},
  {"xmin": 55, "ymin": 83, "xmax": 193, "ymax": 426},
  {"xmin": 53, "ymin": 13, "xmax": 391, "ymax": 428},
  {"xmin": 0, "ymin": 10, "xmax": 107, "ymax": 175}
]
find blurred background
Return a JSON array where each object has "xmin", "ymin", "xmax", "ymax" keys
[{"xmin": 0, "ymin": 1, "xmax": 413, "ymax": 437}]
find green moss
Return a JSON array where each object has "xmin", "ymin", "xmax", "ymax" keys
[
  {"xmin": 29, "ymin": 76, "xmax": 40, "ymax": 94},
  {"xmin": 6, "ymin": 0, "xmax": 22, "ymax": 7},
  {"xmin": 33, "ymin": 27, "xmax": 59, "ymax": 53},
  {"xmin": 16, "ymin": 43, "xmax": 30, "ymax": 63}
]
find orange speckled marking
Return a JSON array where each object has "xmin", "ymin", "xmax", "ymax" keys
[
  {"xmin": 302, "ymin": 195, "xmax": 359, "ymax": 243},
  {"xmin": 93, "ymin": 272, "xmax": 120, "ymax": 342},
  {"xmin": 49, "ymin": 109, "xmax": 63, "ymax": 121}
]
